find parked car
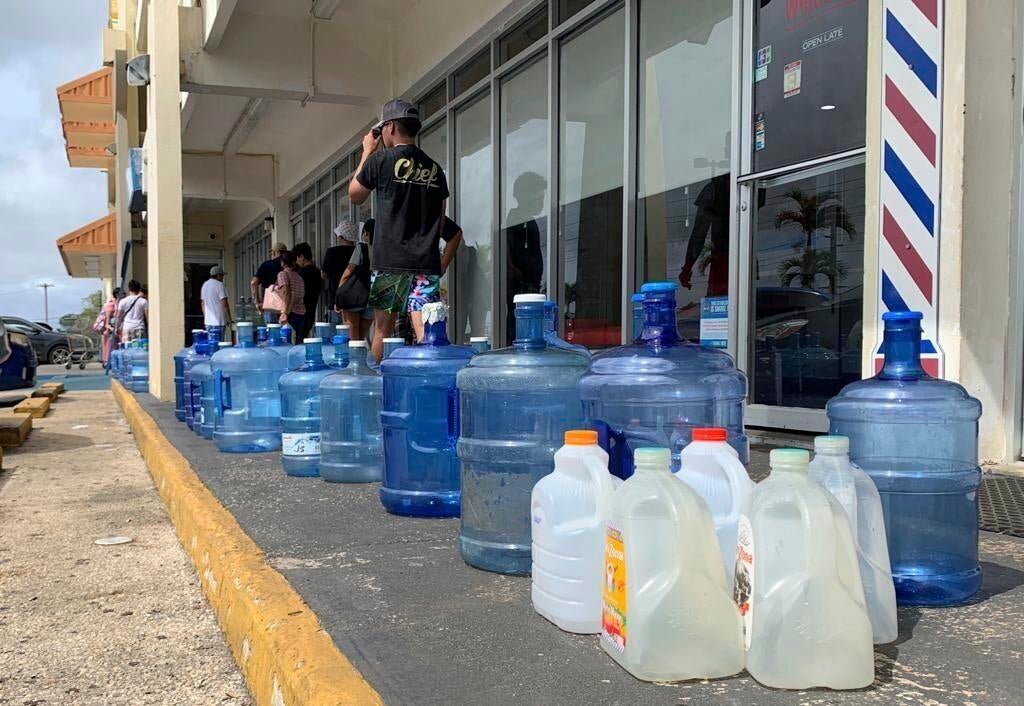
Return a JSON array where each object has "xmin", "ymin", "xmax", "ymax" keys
[
  {"xmin": 0, "ymin": 320, "xmax": 38, "ymax": 390},
  {"xmin": 0, "ymin": 316, "xmax": 72, "ymax": 365}
]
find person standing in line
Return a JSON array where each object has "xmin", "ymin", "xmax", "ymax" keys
[
  {"xmin": 116, "ymin": 279, "xmax": 148, "ymax": 342},
  {"xmin": 322, "ymin": 221, "xmax": 359, "ymax": 324},
  {"xmin": 409, "ymin": 217, "xmax": 462, "ymax": 342},
  {"xmin": 251, "ymin": 241, "xmax": 287, "ymax": 324},
  {"xmin": 268, "ymin": 251, "xmax": 306, "ymax": 334},
  {"xmin": 99, "ymin": 287, "xmax": 120, "ymax": 364},
  {"xmin": 294, "ymin": 242, "xmax": 322, "ymax": 338},
  {"xmin": 348, "ymin": 99, "xmax": 450, "ymax": 362},
  {"xmin": 200, "ymin": 265, "xmax": 232, "ymax": 340},
  {"xmin": 334, "ymin": 219, "xmax": 375, "ymax": 342}
]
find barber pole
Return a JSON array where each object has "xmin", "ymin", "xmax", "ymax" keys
[{"xmin": 875, "ymin": 0, "xmax": 943, "ymax": 377}]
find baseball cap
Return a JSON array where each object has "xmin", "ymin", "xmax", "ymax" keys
[
  {"xmin": 373, "ymin": 99, "xmax": 420, "ymax": 132},
  {"xmin": 209, "ymin": 265, "xmax": 225, "ymax": 276}
]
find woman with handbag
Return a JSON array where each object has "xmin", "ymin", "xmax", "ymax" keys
[
  {"xmin": 265, "ymin": 251, "xmax": 307, "ymax": 335},
  {"xmin": 333, "ymin": 220, "xmax": 374, "ymax": 342}
]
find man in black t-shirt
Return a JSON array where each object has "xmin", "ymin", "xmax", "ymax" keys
[
  {"xmin": 293, "ymin": 242, "xmax": 322, "ymax": 338},
  {"xmin": 349, "ymin": 99, "xmax": 454, "ymax": 362}
]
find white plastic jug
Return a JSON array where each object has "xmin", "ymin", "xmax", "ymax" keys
[
  {"xmin": 737, "ymin": 448, "xmax": 874, "ymax": 690},
  {"xmin": 809, "ymin": 436, "xmax": 898, "ymax": 644},
  {"xmin": 676, "ymin": 427, "xmax": 753, "ymax": 589},
  {"xmin": 531, "ymin": 430, "xmax": 618, "ymax": 634},
  {"xmin": 601, "ymin": 448, "xmax": 744, "ymax": 682}
]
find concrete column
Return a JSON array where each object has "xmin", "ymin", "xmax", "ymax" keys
[{"xmin": 145, "ymin": 0, "xmax": 186, "ymax": 401}]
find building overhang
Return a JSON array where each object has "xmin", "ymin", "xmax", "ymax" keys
[
  {"xmin": 56, "ymin": 213, "xmax": 117, "ymax": 279},
  {"xmin": 56, "ymin": 67, "xmax": 115, "ymax": 169}
]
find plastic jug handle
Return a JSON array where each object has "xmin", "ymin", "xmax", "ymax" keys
[
  {"xmin": 713, "ymin": 449, "xmax": 751, "ymax": 527},
  {"xmin": 213, "ymin": 369, "xmax": 231, "ymax": 417},
  {"xmin": 446, "ymin": 385, "xmax": 460, "ymax": 448},
  {"xmin": 592, "ymin": 419, "xmax": 631, "ymax": 480},
  {"xmin": 581, "ymin": 453, "xmax": 616, "ymax": 520}
]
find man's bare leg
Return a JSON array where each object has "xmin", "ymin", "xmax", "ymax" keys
[
  {"xmin": 410, "ymin": 311, "xmax": 425, "ymax": 343},
  {"xmin": 371, "ymin": 309, "xmax": 397, "ymax": 363}
]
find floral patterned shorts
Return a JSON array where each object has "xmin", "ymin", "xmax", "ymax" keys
[{"xmin": 368, "ymin": 271, "xmax": 441, "ymax": 314}]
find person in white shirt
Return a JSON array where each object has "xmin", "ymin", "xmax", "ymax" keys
[
  {"xmin": 116, "ymin": 279, "xmax": 148, "ymax": 342},
  {"xmin": 200, "ymin": 266, "xmax": 232, "ymax": 339}
]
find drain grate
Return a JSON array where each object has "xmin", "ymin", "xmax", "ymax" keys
[{"xmin": 979, "ymin": 475, "xmax": 1024, "ymax": 538}]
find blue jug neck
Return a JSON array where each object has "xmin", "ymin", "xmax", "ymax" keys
[
  {"xmin": 257, "ymin": 327, "xmax": 268, "ymax": 345},
  {"xmin": 423, "ymin": 320, "xmax": 450, "ymax": 346},
  {"xmin": 641, "ymin": 291, "xmax": 680, "ymax": 349},
  {"xmin": 315, "ymin": 323, "xmax": 332, "ymax": 345},
  {"xmin": 348, "ymin": 348, "xmax": 372, "ymax": 372},
  {"xmin": 332, "ymin": 336, "xmax": 350, "ymax": 366},
  {"xmin": 280, "ymin": 326, "xmax": 293, "ymax": 344},
  {"xmin": 302, "ymin": 341, "xmax": 327, "ymax": 369},
  {"xmin": 236, "ymin": 327, "xmax": 255, "ymax": 348},
  {"xmin": 267, "ymin": 328, "xmax": 281, "ymax": 346},
  {"xmin": 879, "ymin": 316, "xmax": 927, "ymax": 380},
  {"xmin": 514, "ymin": 302, "xmax": 546, "ymax": 351}
]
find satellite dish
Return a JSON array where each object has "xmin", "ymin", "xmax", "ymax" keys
[{"xmin": 126, "ymin": 54, "xmax": 150, "ymax": 86}]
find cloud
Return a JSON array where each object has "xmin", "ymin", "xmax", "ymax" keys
[{"xmin": 0, "ymin": 2, "xmax": 109, "ymax": 323}]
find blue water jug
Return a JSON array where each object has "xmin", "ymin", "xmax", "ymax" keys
[
  {"xmin": 631, "ymin": 293, "xmax": 645, "ymax": 342},
  {"xmin": 470, "ymin": 337, "xmax": 490, "ymax": 353},
  {"xmin": 329, "ymin": 330, "xmax": 351, "ymax": 369},
  {"xmin": 265, "ymin": 323, "xmax": 295, "ymax": 362},
  {"xmin": 287, "ymin": 322, "xmax": 334, "ymax": 369},
  {"xmin": 212, "ymin": 322, "xmax": 282, "ymax": 453},
  {"xmin": 280, "ymin": 324, "xmax": 294, "ymax": 345},
  {"xmin": 184, "ymin": 331, "xmax": 212, "ymax": 430},
  {"xmin": 173, "ymin": 329, "xmax": 205, "ymax": 421},
  {"xmin": 279, "ymin": 339, "xmax": 334, "ymax": 477},
  {"xmin": 319, "ymin": 341, "xmax": 383, "ymax": 482},
  {"xmin": 129, "ymin": 340, "xmax": 150, "ymax": 393},
  {"xmin": 579, "ymin": 282, "xmax": 748, "ymax": 479},
  {"xmin": 196, "ymin": 341, "xmax": 233, "ymax": 439},
  {"xmin": 380, "ymin": 303, "xmax": 475, "ymax": 517},
  {"xmin": 456, "ymin": 293, "xmax": 589, "ymax": 575},
  {"xmin": 543, "ymin": 301, "xmax": 590, "ymax": 358},
  {"xmin": 257, "ymin": 326, "xmax": 269, "ymax": 346},
  {"xmin": 383, "ymin": 337, "xmax": 406, "ymax": 359},
  {"xmin": 827, "ymin": 311, "xmax": 983, "ymax": 606}
]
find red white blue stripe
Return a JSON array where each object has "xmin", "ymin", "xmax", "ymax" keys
[{"xmin": 876, "ymin": 0, "xmax": 943, "ymax": 376}]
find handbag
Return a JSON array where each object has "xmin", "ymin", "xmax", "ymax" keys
[{"xmin": 334, "ymin": 243, "xmax": 371, "ymax": 310}]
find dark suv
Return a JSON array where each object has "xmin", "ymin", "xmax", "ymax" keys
[{"xmin": 0, "ymin": 316, "xmax": 71, "ymax": 365}]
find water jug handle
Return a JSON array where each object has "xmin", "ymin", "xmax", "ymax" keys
[
  {"xmin": 213, "ymin": 369, "xmax": 231, "ymax": 417},
  {"xmin": 582, "ymin": 454, "xmax": 616, "ymax": 520},
  {"xmin": 446, "ymin": 385, "xmax": 460, "ymax": 448},
  {"xmin": 592, "ymin": 420, "xmax": 631, "ymax": 480},
  {"xmin": 713, "ymin": 449, "xmax": 751, "ymax": 529}
]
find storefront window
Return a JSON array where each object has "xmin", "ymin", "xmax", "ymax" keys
[
  {"xmin": 419, "ymin": 83, "xmax": 447, "ymax": 121},
  {"xmin": 559, "ymin": 8, "xmax": 624, "ymax": 348},
  {"xmin": 558, "ymin": 0, "xmax": 593, "ymax": 24},
  {"xmin": 637, "ymin": 0, "xmax": 733, "ymax": 342},
  {"xmin": 501, "ymin": 57, "xmax": 548, "ymax": 345},
  {"xmin": 454, "ymin": 93, "xmax": 493, "ymax": 340},
  {"xmin": 419, "ymin": 121, "xmax": 447, "ymax": 172},
  {"xmin": 750, "ymin": 162, "xmax": 865, "ymax": 408},
  {"xmin": 318, "ymin": 197, "xmax": 332, "ymax": 260},
  {"xmin": 453, "ymin": 50, "xmax": 490, "ymax": 97},
  {"xmin": 336, "ymin": 187, "xmax": 351, "ymax": 234},
  {"xmin": 751, "ymin": 0, "xmax": 868, "ymax": 172},
  {"xmin": 499, "ymin": 5, "xmax": 548, "ymax": 65}
]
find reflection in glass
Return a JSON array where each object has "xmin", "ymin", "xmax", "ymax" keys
[
  {"xmin": 558, "ymin": 0, "xmax": 592, "ymax": 24},
  {"xmin": 637, "ymin": 0, "xmax": 733, "ymax": 343},
  {"xmin": 751, "ymin": 163, "xmax": 865, "ymax": 409},
  {"xmin": 559, "ymin": 9, "xmax": 624, "ymax": 348},
  {"xmin": 453, "ymin": 50, "xmax": 490, "ymax": 97},
  {"xmin": 419, "ymin": 83, "xmax": 447, "ymax": 121},
  {"xmin": 455, "ymin": 94, "xmax": 493, "ymax": 341},
  {"xmin": 419, "ymin": 121, "xmax": 449, "ymax": 306},
  {"xmin": 499, "ymin": 5, "xmax": 548, "ymax": 65},
  {"xmin": 336, "ymin": 185, "xmax": 351, "ymax": 234},
  {"xmin": 501, "ymin": 58, "xmax": 548, "ymax": 345}
]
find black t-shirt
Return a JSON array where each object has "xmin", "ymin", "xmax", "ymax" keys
[
  {"xmin": 321, "ymin": 244, "xmax": 355, "ymax": 297},
  {"xmin": 298, "ymin": 264, "xmax": 322, "ymax": 313},
  {"xmin": 357, "ymin": 144, "xmax": 450, "ymax": 274},
  {"xmin": 255, "ymin": 257, "xmax": 282, "ymax": 289}
]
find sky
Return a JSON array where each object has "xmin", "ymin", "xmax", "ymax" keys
[{"xmin": 0, "ymin": 1, "xmax": 109, "ymax": 324}]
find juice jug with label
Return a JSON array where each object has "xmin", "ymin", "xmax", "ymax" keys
[
  {"xmin": 675, "ymin": 427, "xmax": 753, "ymax": 589},
  {"xmin": 601, "ymin": 447, "xmax": 743, "ymax": 682},
  {"xmin": 809, "ymin": 435, "xmax": 898, "ymax": 644},
  {"xmin": 279, "ymin": 339, "xmax": 334, "ymax": 477},
  {"xmin": 531, "ymin": 430, "xmax": 619, "ymax": 634},
  {"xmin": 738, "ymin": 448, "xmax": 874, "ymax": 690}
]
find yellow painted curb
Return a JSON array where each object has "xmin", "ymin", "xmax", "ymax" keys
[{"xmin": 112, "ymin": 382, "xmax": 383, "ymax": 706}]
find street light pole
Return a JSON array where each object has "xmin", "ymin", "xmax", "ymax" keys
[{"xmin": 37, "ymin": 283, "xmax": 54, "ymax": 323}]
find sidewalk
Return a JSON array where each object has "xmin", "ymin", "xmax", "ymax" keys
[
  {"xmin": 0, "ymin": 390, "xmax": 251, "ymax": 705},
  {"xmin": 131, "ymin": 391, "xmax": 1024, "ymax": 706}
]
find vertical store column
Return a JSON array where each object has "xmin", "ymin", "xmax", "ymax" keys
[{"xmin": 145, "ymin": 0, "xmax": 186, "ymax": 400}]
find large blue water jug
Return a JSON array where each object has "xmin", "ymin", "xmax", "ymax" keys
[
  {"xmin": 456, "ymin": 293, "xmax": 589, "ymax": 575},
  {"xmin": 173, "ymin": 329, "xmax": 205, "ymax": 421},
  {"xmin": 470, "ymin": 337, "xmax": 490, "ymax": 354},
  {"xmin": 319, "ymin": 341, "xmax": 383, "ymax": 482},
  {"xmin": 196, "ymin": 341, "xmax": 233, "ymax": 439},
  {"xmin": 257, "ymin": 326, "xmax": 269, "ymax": 346},
  {"xmin": 287, "ymin": 322, "xmax": 334, "ymax": 370},
  {"xmin": 120, "ymin": 342, "xmax": 131, "ymax": 386},
  {"xmin": 184, "ymin": 331, "xmax": 213, "ymax": 430},
  {"xmin": 543, "ymin": 302, "xmax": 590, "ymax": 358},
  {"xmin": 630, "ymin": 293, "xmax": 645, "ymax": 341},
  {"xmin": 212, "ymin": 323, "xmax": 282, "ymax": 453},
  {"xmin": 827, "ymin": 311, "xmax": 983, "ymax": 606},
  {"xmin": 329, "ymin": 330, "xmax": 350, "ymax": 368},
  {"xmin": 278, "ymin": 339, "xmax": 334, "ymax": 477},
  {"xmin": 380, "ymin": 303, "xmax": 475, "ymax": 517},
  {"xmin": 579, "ymin": 282, "xmax": 748, "ymax": 479},
  {"xmin": 129, "ymin": 340, "xmax": 150, "ymax": 394}
]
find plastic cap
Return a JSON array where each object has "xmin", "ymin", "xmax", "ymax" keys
[
  {"xmin": 692, "ymin": 427, "xmax": 727, "ymax": 442},
  {"xmin": 236, "ymin": 321, "xmax": 253, "ymax": 328},
  {"xmin": 315, "ymin": 321, "xmax": 329, "ymax": 327},
  {"xmin": 267, "ymin": 323, "xmax": 281, "ymax": 329},
  {"xmin": 303, "ymin": 337, "xmax": 320, "ymax": 344},
  {"xmin": 770, "ymin": 448, "xmax": 810, "ymax": 470},
  {"xmin": 630, "ymin": 293, "xmax": 645, "ymax": 302},
  {"xmin": 564, "ymin": 430, "xmax": 598, "ymax": 446},
  {"xmin": 633, "ymin": 447, "xmax": 671, "ymax": 471},
  {"xmin": 383, "ymin": 337, "xmax": 404, "ymax": 343},
  {"xmin": 349, "ymin": 340, "xmax": 367, "ymax": 348},
  {"xmin": 639, "ymin": 281, "xmax": 678, "ymax": 294},
  {"xmin": 218, "ymin": 342, "xmax": 232, "ymax": 347},
  {"xmin": 814, "ymin": 435, "xmax": 850, "ymax": 453},
  {"xmin": 513, "ymin": 294, "xmax": 546, "ymax": 304},
  {"xmin": 469, "ymin": 337, "xmax": 488, "ymax": 342},
  {"xmin": 191, "ymin": 329, "xmax": 204, "ymax": 334},
  {"xmin": 882, "ymin": 310, "xmax": 923, "ymax": 322},
  {"xmin": 336, "ymin": 325, "xmax": 350, "ymax": 332}
]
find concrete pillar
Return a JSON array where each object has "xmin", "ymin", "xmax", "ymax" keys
[{"xmin": 145, "ymin": 0, "xmax": 186, "ymax": 400}]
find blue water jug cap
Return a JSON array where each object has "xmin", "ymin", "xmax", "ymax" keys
[
  {"xmin": 631, "ymin": 293, "xmax": 646, "ymax": 302},
  {"xmin": 882, "ymin": 310, "xmax": 923, "ymax": 322},
  {"xmin": 640, "ymin": 281, "xmax": 677, "ymax": 295}
]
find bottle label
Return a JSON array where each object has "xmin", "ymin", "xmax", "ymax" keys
[
  {"xmin": 282, "ymin": 432, "xmax": 320, "ymax": 456},
  {"xmin": 733, "ymin": 514, "xmax": 755, "ymax": 650},
  {"xmin": 601, "ymin": 523, "xmax": 627, "ymax": 653}
]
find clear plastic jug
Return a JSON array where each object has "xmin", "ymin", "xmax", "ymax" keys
[
  {"xmin": 211, "ymin": 323, "xmax": 282, "ymax": 453},
  {"xmin": 543, "ymin": 301, "xmax": 590, "ymax": 359},
  {"xmin": 827, "ymin": 311, "xmax": 983, "ymax": 606},
  {"xmin": 128, "ymin": 340, "xmax": 149, "ymax": 394},
  {"xmin": 329, "ymin": 327, "xmax": 351, "ymax": 369},
  {"xmin": 809, "ymin": 436, "xmax": 898, "ymax": 644},
  {"xmin": 380, "ymin": 304, "xmax": 475, "ymax": 517},
  {"xmin": 173, "ymin": 329, "xmax": 205, "ymax": 421},
  {"xmin": 383, "ymin": 337, "xmax": 406, "ymax": 360},
  {"xmin": 279, "ymin": 339, "xmax": 334, "ymax": 477},
  {"xmin": 675, "ymin": 427, "xmax": 753, "ymax": 589},
  {"xmin": 601, "ymin": 448, "xmax": 743, "ymax": 682},
  {"xmin": 196, "ymin": 342, "xmax": 233, "ymax": 439},
  {"xmin": 319, "ymin": 340, "xmax": 383, "ymax": 483},
  {"xmin": 737, "ymin": 448, "xmax": 874, "ymax": 690},
  {"xmin": 183, "ymin": 331, "xmax": 212, "ymax": 430},
  {"xmin": 469, "ymin": 337, "xmax": 490, "ymax": 354},
  {"xmin": 456, "ymin": 293, "xmax": 588, "ymax": 575},
  {"xmin": 531, "ymin": 430, "xmax": 618, "ymax": 634},
  {"xmin": 287, "ymin": 322, "xmax": 334, "ymax": 370},
  {"xmin": 580, "ymin": 282, "xmax": 748, "ymax": 480}
]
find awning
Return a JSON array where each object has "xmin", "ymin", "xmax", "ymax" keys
[
  {"xmin": 56, "ymin": 213, "xmax": 117, "ymax": 279},
  {"xmin": 56, "ymin": 67, "xmax": 114, "ymax": 168}
]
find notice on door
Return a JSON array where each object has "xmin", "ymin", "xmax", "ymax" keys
[
  {"xmin": 700, "ymin": 297, "xmax": 729, "ymax": 349},
  {"xmin": 783, "ymin": 60, "xmax": 802, "ymax": 98}
]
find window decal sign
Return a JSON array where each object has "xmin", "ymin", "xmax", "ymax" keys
[{"xmin": 783, "ymin": 60, "xmax": 802, "ymax": 98}]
